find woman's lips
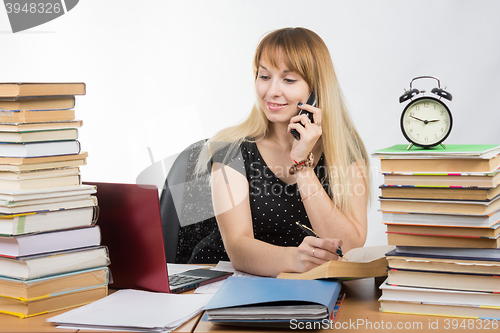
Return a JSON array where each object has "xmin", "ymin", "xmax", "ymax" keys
[{"xmin": 267, "ymin": 102, "xmax": 288, "ymax": 111}]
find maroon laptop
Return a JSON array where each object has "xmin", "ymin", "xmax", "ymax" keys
[{"xmin": 85, "ymin": 182, "xmax": 231, "ymax": 293}]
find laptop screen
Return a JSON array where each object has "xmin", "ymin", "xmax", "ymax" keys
[{"xmin": 84, "ymin": 182, "xmax": 171, "ymax": 293}]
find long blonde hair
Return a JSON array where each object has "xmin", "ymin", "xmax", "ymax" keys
[{"xmin": 196, "ymin": 27, "xmax": 371, "ymax": 218}]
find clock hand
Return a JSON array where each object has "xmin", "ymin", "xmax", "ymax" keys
[
  {"xmin": 427, "ymin": 119, "xmax": 440, "ymax": 123},
  {"xmin": 410, "ymin": 115, "xmax": 427, "ymax": 123}
]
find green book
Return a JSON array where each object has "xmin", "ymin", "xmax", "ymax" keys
[{"xmin": 373, "ymin": 144, "xmax": 500, "ymax": 158}]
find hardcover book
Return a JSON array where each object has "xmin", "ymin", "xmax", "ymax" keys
[
  {"xmin": 278, "ymin": 245, "xmax": 395, "ymax": 280},
  {"xmin": 0, "ymin": 246, "xmax": 109, "ymax": 280},
  {"xmin": 0, "ymin": 267, "xmax": 109, "ymax": 301},
  {"xmin": 0, "ymin": 82, "xmax": 86, "ymax": 98}
]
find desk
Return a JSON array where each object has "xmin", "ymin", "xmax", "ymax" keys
[
  {"xmin": 0, "ymin": 278, "xmax": 489, "ymax": 333},
  {"xmin": 193, "ymin": 278, "xmax": 490, "ymax": 333}
]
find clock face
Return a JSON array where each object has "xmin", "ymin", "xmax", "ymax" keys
[{"xmin": 401, "ymin": 97, "xmax": 452, "ymax": 147}]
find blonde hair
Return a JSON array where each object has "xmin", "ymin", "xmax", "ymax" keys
[{"xmin": 196, "ymin": 27, "xmax": 371, "ymax": 219}]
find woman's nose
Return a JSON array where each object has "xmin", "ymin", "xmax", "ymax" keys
[{"xmin": 266, "ymin": 80, "xmax": 282, "ymax": 98}]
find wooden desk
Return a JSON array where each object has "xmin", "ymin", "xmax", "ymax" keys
[
  {"xmin": 193, "ymin": 278, "xmax": 492, "ymax": 333},
  {"xmin": 0, "ymin": 278, "xmax": 491, "ymax": 332}
]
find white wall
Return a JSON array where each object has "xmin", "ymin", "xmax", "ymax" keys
[{"xmin": 2, "ymin": 0, "xmax": 499, "ymax": 246}]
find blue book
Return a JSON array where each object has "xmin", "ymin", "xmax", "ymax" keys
[{"xmin": 203, "ymin": 276, "xmax": 341, "ymax": 326}]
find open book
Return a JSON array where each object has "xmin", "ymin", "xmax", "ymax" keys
[{"xmin": 277, "ymin": 245, "xmax": 395, "ymax": 280}]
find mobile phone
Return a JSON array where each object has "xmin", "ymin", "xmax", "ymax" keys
[{"xmin": 291, "ymin": 92, "xmax": 317, "ymax": 140}]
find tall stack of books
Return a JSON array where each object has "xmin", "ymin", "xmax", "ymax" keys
[
  {"xmin": 373, "ymin": 144, "xmax": 500, "ymax": 319},
  {"xmin": 0, "ymin": 83, "xmax": 110, "ymax": 319}
]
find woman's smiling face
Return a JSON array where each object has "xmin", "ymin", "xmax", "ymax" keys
[{"xmin": 256, "ymin": 50, "xmax": 311, "ymax": 125}]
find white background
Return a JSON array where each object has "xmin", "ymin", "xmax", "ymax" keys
[{"xmin": 1, "ymin": 0, "xmax": 499, "ymax": 246}]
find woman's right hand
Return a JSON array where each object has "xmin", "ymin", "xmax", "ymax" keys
[{"xmin": 294, "ymin": 236, "xmax": 343, "ymax": 272}]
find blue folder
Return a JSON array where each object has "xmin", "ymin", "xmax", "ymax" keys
[{"xmin": 203, "ymin": 276, "xmax": 341, "ymax": 326}]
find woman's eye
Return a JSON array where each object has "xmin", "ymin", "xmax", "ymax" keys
[
  {"xmin": 284, "ymin": 78, "xmax": 297, "ymax": 83},
  {"xmin": 259, "ymin": 75, "xmax": 270, "ymax": 80}
]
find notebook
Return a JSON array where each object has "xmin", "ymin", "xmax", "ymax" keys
[{"xmin": 84, "ymin": 182, "xmax": 232, "ymax": 293}]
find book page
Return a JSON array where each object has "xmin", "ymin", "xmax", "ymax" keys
[{"xmin": 344, "ymin": 245, "xmax": 395, "ymax": 263}]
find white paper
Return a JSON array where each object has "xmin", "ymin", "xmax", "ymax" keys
[
  {"xmin": 48, "ymin": 289, "xmax": 213, "ymax": 331},
  {"xmin": 194, "ymin": 261, "xmax": 262, "ymax": 294}
]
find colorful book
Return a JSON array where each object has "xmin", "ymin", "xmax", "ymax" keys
[
  {"xmin": 0, "ymin": 267, "xmax": 109, "ymax": 301},
  {"xmin": 0, "ymin": 96, "xmax": 75, "ymax": 111},
  {"xmin": 0, "ymin": 109, "xmax": 75, "ymax": 123},
  {"xmin": 386, "ymin": 222, "xmax": 500, "ymax": 239},
  {"xmin": 382, "ymin": 169, "xmax": 500, "ymax": 187},
  {"xmin": 0, "ymin": 206, "xmax": 97, "ymax": 236},
  {"xmin": 382, "ymin": 210, "xmax": 500, "ymax": 228},
  {"xmin": 0, "ymin": 184, "xmax": 96, "ymax": 202},
  {"xmin": 0, "ymin": 195, "xmax": 96, "ymax": 215},
  {"xmin": 378, "ymin": 153, "xmax": 500, "ymax": 173},
  {"xmin": 0, "ymin": 167, "xmax": 80, "ymax": 181},
  {"xmin": 373, "ymin": 144, "xmax": 500, "ymax": 158},
  {"xmin": 387, "ymin": 268, "xmax": 500, "ymax": 293},
  {"xmin": 379, "ymin": 196, "xmax": 500, "ymax": 215},
  {"xmin": 0, "ymin": 175, "xmax": 81, "ymax": 190},
  {"xmin": 379, "ymin": 298, "xmax": 500, "ymax": 320},
  {"xmin": 0, "ymin": 246, "xmax": 109, "ymax": 280},
  {"xmin": 0, "ymin": 120, "xmax": 83, "ymax": 133},
  {"xmin": 395, "ymin": 246, "xmax": 500, "ymax": 260},
  {"xmin": 387, "ymin": 231, "xmax": 500, "ymax": 249},
  {"xmin": 380, "ymin": 185, "xmax": 500, "ymax": 201},
  {"xmin": 0, "ymin": 285, "xmax": 107, "ymax": 318},
  {"xmin": 0, "ymin": 151, "xmax": 87, "ymax": 172},
  {"xmin": 0, "ymin": 128, "xmax": 78, "ymax": 143},
  {"xmin": 386, "ymin": 249, "xmax": 500, "ymax": 275},
  {"xmin": 0, "ymin": 225, "xmax": 101, "ymax": 257},
  {"xmin": 0, "ymin": 140, "xmax": 81, "ymax": 158},
  {"xmin": 380, "ymin": 279, "xmax": 500, "ymax": 307},
  {"xmin": 0, "ymin": 82, "xmax": 86, "ymax": 98}
]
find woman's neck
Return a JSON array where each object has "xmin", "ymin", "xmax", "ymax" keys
[{"xmin": 265, "ymin": 122, "xmax": 294, "ymax": 152}]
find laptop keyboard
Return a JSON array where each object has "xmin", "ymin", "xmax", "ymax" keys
[{"xmin": 168, "ymin": 274, "xmax": 204, "ymax": 287}]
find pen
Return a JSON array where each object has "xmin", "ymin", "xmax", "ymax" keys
[{"xmin": 295, "ymin": 222, "xmax": 348, "ymax": 261}]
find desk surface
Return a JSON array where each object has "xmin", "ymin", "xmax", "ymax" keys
[{"xmin": 0, "ymin": 278, "xmax": 489, "ymax": 333}]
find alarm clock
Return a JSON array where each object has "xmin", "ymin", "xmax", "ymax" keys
[{"xmin": 399, "ymin": 76, "xmax": 453, "ymax": 150}]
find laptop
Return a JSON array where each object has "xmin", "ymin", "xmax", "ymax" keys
[{"xmin": 84, "ymin": 182, "xmax": 232, "ymax": 293}]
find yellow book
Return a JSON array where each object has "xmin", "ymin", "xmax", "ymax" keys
[
  {"xmin": 0, "ymin": 82, "xmax": 86, "ymax": 98},
  {"xmin": 0, "ymin": 285, "xmax": 107, "ymax": 318},
  {"xmin": 278, "ymin": 245, "xmax": 395, "ymax": 280}
]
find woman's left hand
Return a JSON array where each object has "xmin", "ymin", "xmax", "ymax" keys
[{"xmin": 287, "ymin": 103, "xmax": 322, "ymax": 162}]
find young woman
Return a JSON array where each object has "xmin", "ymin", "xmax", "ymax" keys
[{"xmin": 190, "ymin": 27, "xmax": 370, "ymax": 276}]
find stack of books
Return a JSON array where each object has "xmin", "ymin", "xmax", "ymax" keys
[
  {"xmin": 373, "ymin": 144, "xmax": 500, "ymax": 319},
  {"xmin": 0, "ymin": 83, "xmax": 110, "ymax": 319}
]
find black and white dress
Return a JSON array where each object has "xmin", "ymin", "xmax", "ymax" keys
[{"xmin": 188, "ymin": 140, "xmax": 329, "ymax": 264}]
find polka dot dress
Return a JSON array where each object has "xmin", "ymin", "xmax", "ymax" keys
[{"xmin": 188, "ymin": 141, "xmax": 328, "ymax": 264}]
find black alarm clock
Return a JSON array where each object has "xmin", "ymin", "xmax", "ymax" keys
[{"xmin": 399, "ymin": 76, "xmax": 453, "ymax": 150}]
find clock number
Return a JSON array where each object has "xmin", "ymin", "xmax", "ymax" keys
[
  {"xmin": 424, "ymin": 136, "xmax": 429, "ymax": 142},
  {"xmin": 440, "ymin": 127, "xmax": 444, "ymax": 132},
  {"xmin": 434, "ymin": 134, "xmax": 438, "ymax": 139},
  {"xmin": 415, "ymin": 105, "xmax": 420, "ymax": 111},
  {"xmin": 416, "ymin": 134, "xmax": 420, "ymax": 139},
  {"xmin": 444, "ymin": 119, "xmax": 449, "ymax": 124},
  {"xmin": 409, "ymin": 111, "xmax": 414, "ymax": 117},
  {"xmin": 440, "ymin": 110, "xmax": 444, "ymax": 115},
  {"xmin": 423, "ymin": 102, "xmax": 429, "ymax": 108},
  {"xmin": 404, "ymin": 120, "xmax": 410, "ymax": 125}
]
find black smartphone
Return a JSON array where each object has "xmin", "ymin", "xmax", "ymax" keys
[{"xmin": 291, "ymin": 92, "xmax": 317, "ymax": 140}]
